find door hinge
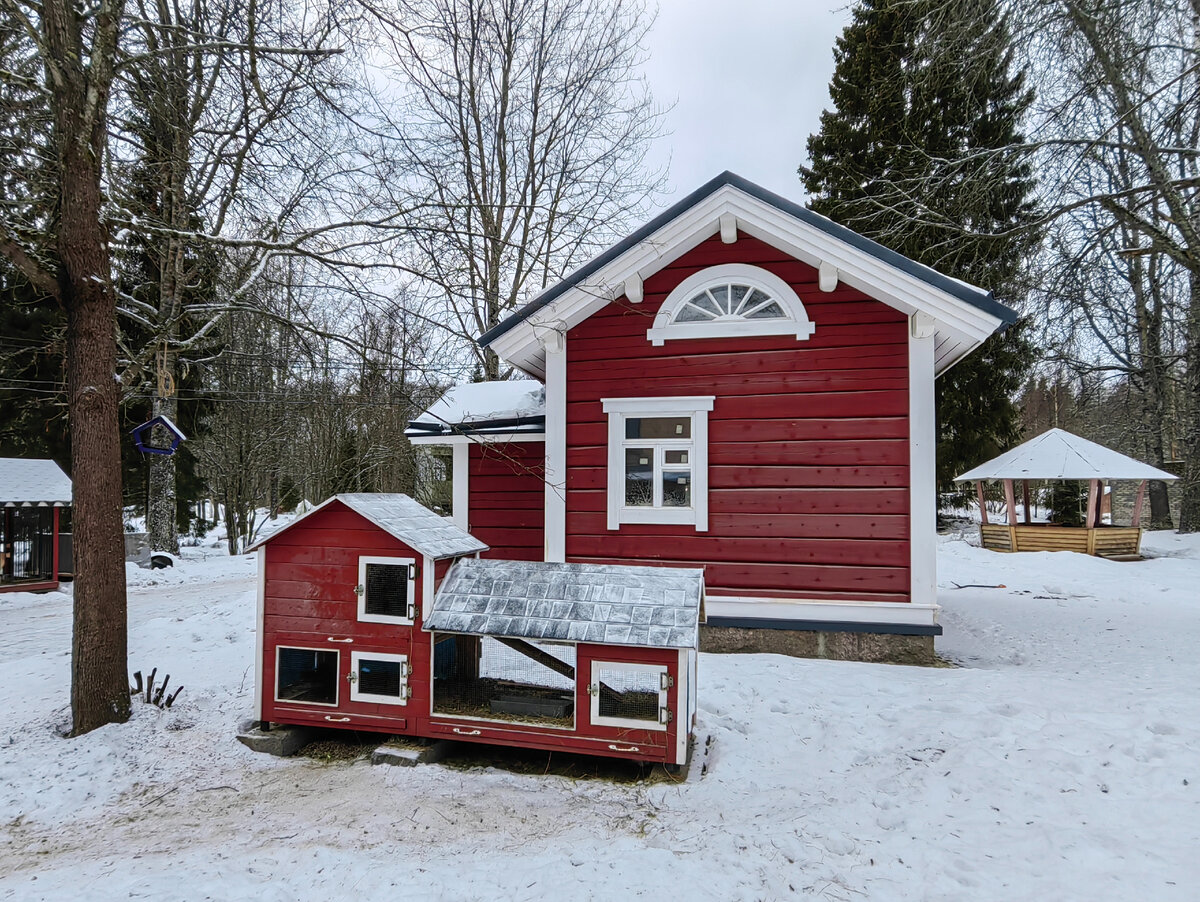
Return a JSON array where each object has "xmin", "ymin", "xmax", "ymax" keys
[{"xmin": 661, "ymin": 673, "xmax": 674, "ymax": 690}]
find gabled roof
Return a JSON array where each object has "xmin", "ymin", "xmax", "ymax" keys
[
  {"xmin": 247, "ymin": 493, "xmax": 487, "ymax": 559},
  {"xmin": 954, "ymin": 428, "xmax": 1179, "ymax": 482},
  {"xmin": 0, "ymin": 458, "xmax": 72, "ymax": 507},
  {"xmin": 405, "ymin": 380, "xmax": 546, "ymax": 440},
  {"xmin": 480, "ymin": 171, "xmax": 1018, "ymax": 379},
  {"xmin": 428, "ymin": 558, "xmax": 705, "ymax": 649}
]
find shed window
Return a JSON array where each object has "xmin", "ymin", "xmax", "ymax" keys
[
  {"xmin": 589, "ymin": 661, "xmax": 669, "ymax": 731},
  {"xmin": 276, "ymin": 647, "xmax": 339, "ymax": 707},
  {"xmin": 349, "ymin": 651, "xmax": 409, "ymax": 705},
  {"xmin": 358, "ymin": 556, "xmax": 416, "ymax": 624},
  {"xmin": 602, "ymin": 397, "xmax": 714, "ymax": 531},
  {"xmin": 647, "ymin": 263, "xmax": 816, "ymax": 346}
]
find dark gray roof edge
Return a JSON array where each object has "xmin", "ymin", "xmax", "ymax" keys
[{"xmin": 478, "ymin": 171, "xmax": 1017, "ymax": 348}]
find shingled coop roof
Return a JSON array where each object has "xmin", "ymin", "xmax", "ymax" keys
[
  {"xmin": 247, "ymin": 493, "xmax": 487, "ymax": 559},
  {"xmin": 428, "ymin": 558, "xmax": 705, "ymax": 649}
]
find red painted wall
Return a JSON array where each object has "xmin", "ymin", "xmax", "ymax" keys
[
  {"xmin": 565, "ymin": 232, "xmax": 911, "ymax": 604},
  {"xmin": 469, "ymin": 441, "xmax": 545, "ymax": 560}
]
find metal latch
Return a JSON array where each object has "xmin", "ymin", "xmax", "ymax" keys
[{"xmin": 354, "ymin": 584, "xmax": 364, "ymax": 596}]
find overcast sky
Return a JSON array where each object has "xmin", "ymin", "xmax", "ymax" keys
[{"xmin": 641, "ymin": 1, "xmax": 852, "ymax": 209}]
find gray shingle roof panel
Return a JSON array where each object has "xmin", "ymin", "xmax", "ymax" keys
[
  {"xmin": 248, "ymin": 493, "xmax": 487, "ymax": 559},
  {"xmin": 429, "ymin": 558, "xmax": 705, "ymax": 649}
]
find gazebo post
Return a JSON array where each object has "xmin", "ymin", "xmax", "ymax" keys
[
  {"xmin": 1022, "ymin": 480, "xmax": 1032, "ymax": 524},
  {"xmin": 1086, "ymin": 478, "xmax": 1098, "ymax": 526},
  {"xmin": 1004, "ymin": 479, "xmax": 1017, "ymax": 524},
  {"xmin": 975, "ymin": 480, "xmax": 989, "ymax": 526},
  {"xmin": 1132, "ymin": 479, "xmax": 1147, "ymax": 528}
]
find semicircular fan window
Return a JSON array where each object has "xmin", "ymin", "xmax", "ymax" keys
[{"xmin": 672, "ymin": 283, "xmax": 786, "ymax": 324}]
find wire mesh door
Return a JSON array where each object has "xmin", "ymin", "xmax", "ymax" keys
[
  {"xmin": 588, "ymin": 661, "xmax": 669, "ymax": 731},
  {"xmin": 1, "ymin": 508, "xmax": 53, "ymax": 583},
  {"xmin": 432, "ymin": 634, "xmax": 577, "ymax": 727}
]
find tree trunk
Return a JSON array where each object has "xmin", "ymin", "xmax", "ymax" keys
[
  {"xmin": 1179, "ymin": 271, "xmax": 1200, "ymax": 532},
  {"xmin": 58, "ymin": 99, "xmax": 130, "ymax": 735},
  {"xmin": 146, "ymin": 389, "xmax": 180, "ymax": 554}
]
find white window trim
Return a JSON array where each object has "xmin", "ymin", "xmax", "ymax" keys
[
  {"xmin": 588, "ymin": 661, "xmax": 669, "ymax": 732},
  {"xmin": 349, "ymin": 650, "xmax": 410, "ymax": 706},
  {"xmin": 646, "ymin": 263, "xmax": 816, "ymax": 346},
  {"xmin": 274, "ymin": 645, "xmax": 340, "ymax": 708},
  {"xmin": 357, "ymin": 555, "xmax": 416, "ymax": 625},
  {"xmin": 602, "ymin": 396, "xmax": 714, "ymax": 531}
]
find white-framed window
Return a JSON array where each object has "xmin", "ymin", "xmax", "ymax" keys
[
  {"xmin": 349, "ymin": 651, "xmax": 410, "ymax": 705},
  {"xmin": 588, "ymin": 661, "xmax": 670, "ymax": 732},
  {"xmin": 357, "ymin": 556, "xmax": 417, "ymax": 624},
  {"xmin": 646, "ymin": 263, "xmax": 816, "ymax": 346},
  {"xmin": 275, "ymin": 646, "xmax": 340, "ymax": 707},
  {"xmin": 602, "ymin": 396, "xmax": 714, "ymax": 531}
]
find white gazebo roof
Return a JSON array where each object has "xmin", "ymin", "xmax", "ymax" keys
[
  {"xmin": 0, "ymin": 458, "xmax": 72, "ymax": 507},
  {"xmin": 954, "ymin": 428, "xmax": 1179, "ymax": 483}
]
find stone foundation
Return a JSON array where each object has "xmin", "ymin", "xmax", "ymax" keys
[{"xmin": 700, "ymin": 625, "xmax": 937, "ymax": 666}]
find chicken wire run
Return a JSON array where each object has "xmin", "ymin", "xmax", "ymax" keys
[{"xmin": 432, "ymin": 634, "xmax": 577, "ymax": 727}]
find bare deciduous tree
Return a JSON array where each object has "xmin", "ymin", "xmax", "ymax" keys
[{"xmin": 379, "ymin": 0, "xmax": 666, "ymax": 378}]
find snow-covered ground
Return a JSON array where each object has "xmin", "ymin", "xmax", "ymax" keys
[{"xmin": 1, "ymin": 533, "xmax": 1197, "ymax": 900}]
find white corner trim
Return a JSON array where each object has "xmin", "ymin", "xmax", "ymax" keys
[
  {"xmin": 646, "ymin": 263, "xmax": 816, "ymax": 347},
  {"xmin": 422, "ymin": 553, "xmax": 434, "ymax": 617},
  {"xmin": 818, "ymin": 261, "xmax": 839, "ymax": 292},
  {"xmin": 602, "ymin": 396, "xmax": 714, "ymax": 532},
  {"xmin": 908, "ymin": 315, "xmax": 937, "ymax": 609},
  {"xmin": 253, "ymin": 547, "xmax": 266, "ymax": 722},
  {"xmin": 705, "ymin": 596, "xmax": 941, "ymax": 627},
  {"xmin": 544, "ymin": 332, "xmax": 567, "ymax": 562},
  {"xmin": 675, "ymin": 648, "xmax": 689, "ymax": 766},
  {"xmin": 452, "ymin": 442, "xmax": 469, "ymax": 532},
  {"xmin": 719, "ymin": 212, "xmax": 738, "ymax": 244},
  {"xmin": 624, "ymin": 274, "xmax": 643, "ymax": 304}
]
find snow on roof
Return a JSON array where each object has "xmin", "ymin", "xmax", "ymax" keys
[
  {"xmin": 247, "ymin": 493, "xmax": 487, "ymax": 559},
  {"xmin": 954, "ymin": 428, "xmax": 1179, "ymax": 483},
  {"xmin": 428, "ymin": 558, "xmax": 705, "ymax": 649},
  {"xmin": 0, "ymin": 458, "xmax": 72, "ymax": 506},
  {"xmin": 406, "ymin": 380, "xmax": 545, "ymax": 436}
]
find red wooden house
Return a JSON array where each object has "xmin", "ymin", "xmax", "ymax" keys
[
  {"xmin": 250, "ymin": 494, "xmax": 702, "ymax": 766},
  {"xmin": 407, "ymin": 172, "xmax": 1017, "ymax": 651},
  {"xmin": 0, "ymin": 458, "xmax": 70, "ymax": 594}
]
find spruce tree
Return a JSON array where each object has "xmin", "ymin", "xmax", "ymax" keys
[{"xmin": 801, "ymin": 0, "xmax": 1039, "ymax": 502}]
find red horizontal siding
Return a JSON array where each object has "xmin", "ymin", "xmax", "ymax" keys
[
  {"xmin": 565, "ymin": 232, "xmax": 911, "ymax": 605},
  {"xmin": 469, "ymin": 441, "xmax": 546, "ymax": 560}
]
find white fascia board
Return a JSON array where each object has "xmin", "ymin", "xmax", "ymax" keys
[
  {"xmin": 705, "ymin": 596, "xmax": 940, "ymax": 627},
  {"xmin": 407, "ymin": 432, "xmax": 546, "ymax": 446},
  {"xmin": 488, "ymin": 184, "xmax": 1004, "ymax": 376}
]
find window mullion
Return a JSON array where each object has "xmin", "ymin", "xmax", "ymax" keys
[{"xmin": 653, "ymin": 444, "xmax": 664, "ymax": 509}]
